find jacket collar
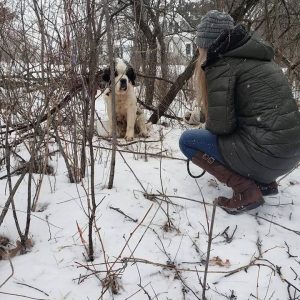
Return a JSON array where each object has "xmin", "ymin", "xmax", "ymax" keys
[{"xmin": 202, "ymin": 24, "xmax": 250, "ymax": 69}]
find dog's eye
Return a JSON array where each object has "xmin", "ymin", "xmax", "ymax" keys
[{"xmin": 126, "ymin": 67, "xmax": 136, "ymax": 85}]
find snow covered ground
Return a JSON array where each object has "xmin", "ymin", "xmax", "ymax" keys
[{"xmin": 0, "ymin": 100, "xmax": 300, "ymax": 300}]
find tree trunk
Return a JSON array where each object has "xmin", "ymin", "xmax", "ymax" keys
[
  {"xmin": 145, "ymin": 38, "xmax": 157, "ymax": 105},
  {"xmin": 148, "ymin": 50, "xmax": 199, "ymax": 124}
]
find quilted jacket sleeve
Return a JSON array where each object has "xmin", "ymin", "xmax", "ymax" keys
[{"xmin": 205, "ymin": 62, "xmax": 237, "ymax": 135}]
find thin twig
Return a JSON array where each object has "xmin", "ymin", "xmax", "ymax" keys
[
  {"xmin": 0, "ymin": 258, "xmax": 14, "ymax": 288},
  {"xmin": 109, "ymin": 206, "xmax": 138, "ymax": 223},
  {"xmin": 0, "ymin": 291, "xmax": 48, "ymax": 300},
  {"xmin": 202, "ymin": 202, "xmax": 217, "ymax": 300},
  {"xmin": 15, "ymin": 282, "xmax": 49, "ymax": 297},
  {"xmin": 250, "ymin": 213, "xmax": 300, "ymax": 236}
]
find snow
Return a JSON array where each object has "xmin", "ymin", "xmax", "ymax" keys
[{"xmin": 1, "ymin": 99, "xmax": 300, "ymax": 300}]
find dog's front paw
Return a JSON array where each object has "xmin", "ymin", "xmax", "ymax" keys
[{"xmin": 125, "ymin": 135, "xmax": 134, "ymax": 141}]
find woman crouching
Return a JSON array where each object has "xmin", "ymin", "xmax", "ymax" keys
[{"xmin": 179, "ymin": 10, "xmax": 300, "ymax": 215}]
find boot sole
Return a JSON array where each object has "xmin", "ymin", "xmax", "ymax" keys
[{"xmin": 218, "ymin": 199, "xmax": 265, "ymax": 215}]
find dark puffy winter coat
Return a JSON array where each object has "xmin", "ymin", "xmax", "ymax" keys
[{"xmin": 204, "ymin": 25, "xmax": 300, "ymax": 183}]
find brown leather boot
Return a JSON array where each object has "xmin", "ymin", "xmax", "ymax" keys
[{"xmin": 192, "ymin": 151, "xmax": 264, "ymax": 215}]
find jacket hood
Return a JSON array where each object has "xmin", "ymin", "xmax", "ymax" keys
[{"xmin": 203, "ymin": 25, "xmax": 274, "ymax": 68}]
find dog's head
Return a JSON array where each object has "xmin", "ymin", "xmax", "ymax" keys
[{"xmin": 102, "ymin": 58, "xmax": 136, "ymax": 94}]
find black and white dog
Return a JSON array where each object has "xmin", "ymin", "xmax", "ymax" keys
[{"xmin": 102, "ymin": 58, "xmax": 148, "ymax": 141}]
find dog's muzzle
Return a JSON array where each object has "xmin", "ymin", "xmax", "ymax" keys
[{"xmin": 120, "ymin": 78, "xmax": 127, "ymax": 91}]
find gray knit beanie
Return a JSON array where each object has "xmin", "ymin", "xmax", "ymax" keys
[{"xmin": 196, "ymin": 10, "xmax": 234, "ymax": 49}]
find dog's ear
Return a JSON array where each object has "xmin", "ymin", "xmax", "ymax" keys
[
  {"xmin": 102, "ymin": 68, "xmax": 111, "ymax": 83},
  {"xmin": 126, "ymin": 67, "xmax": 136, "ymax": 86}
]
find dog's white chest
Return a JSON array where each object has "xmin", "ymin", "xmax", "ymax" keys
[{"xmin": 115, "ymin": 96, "xmax": 133, "ymax": 116}]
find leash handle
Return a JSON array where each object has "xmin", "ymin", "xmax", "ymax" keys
[{"xmin": 187, "ymin": 159, "xmax": 206, "ymax": 178}]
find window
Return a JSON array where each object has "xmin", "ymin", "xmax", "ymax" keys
[{"xmin": 185, "ymin": 43, "xmax": 191, "ymax": 56}]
